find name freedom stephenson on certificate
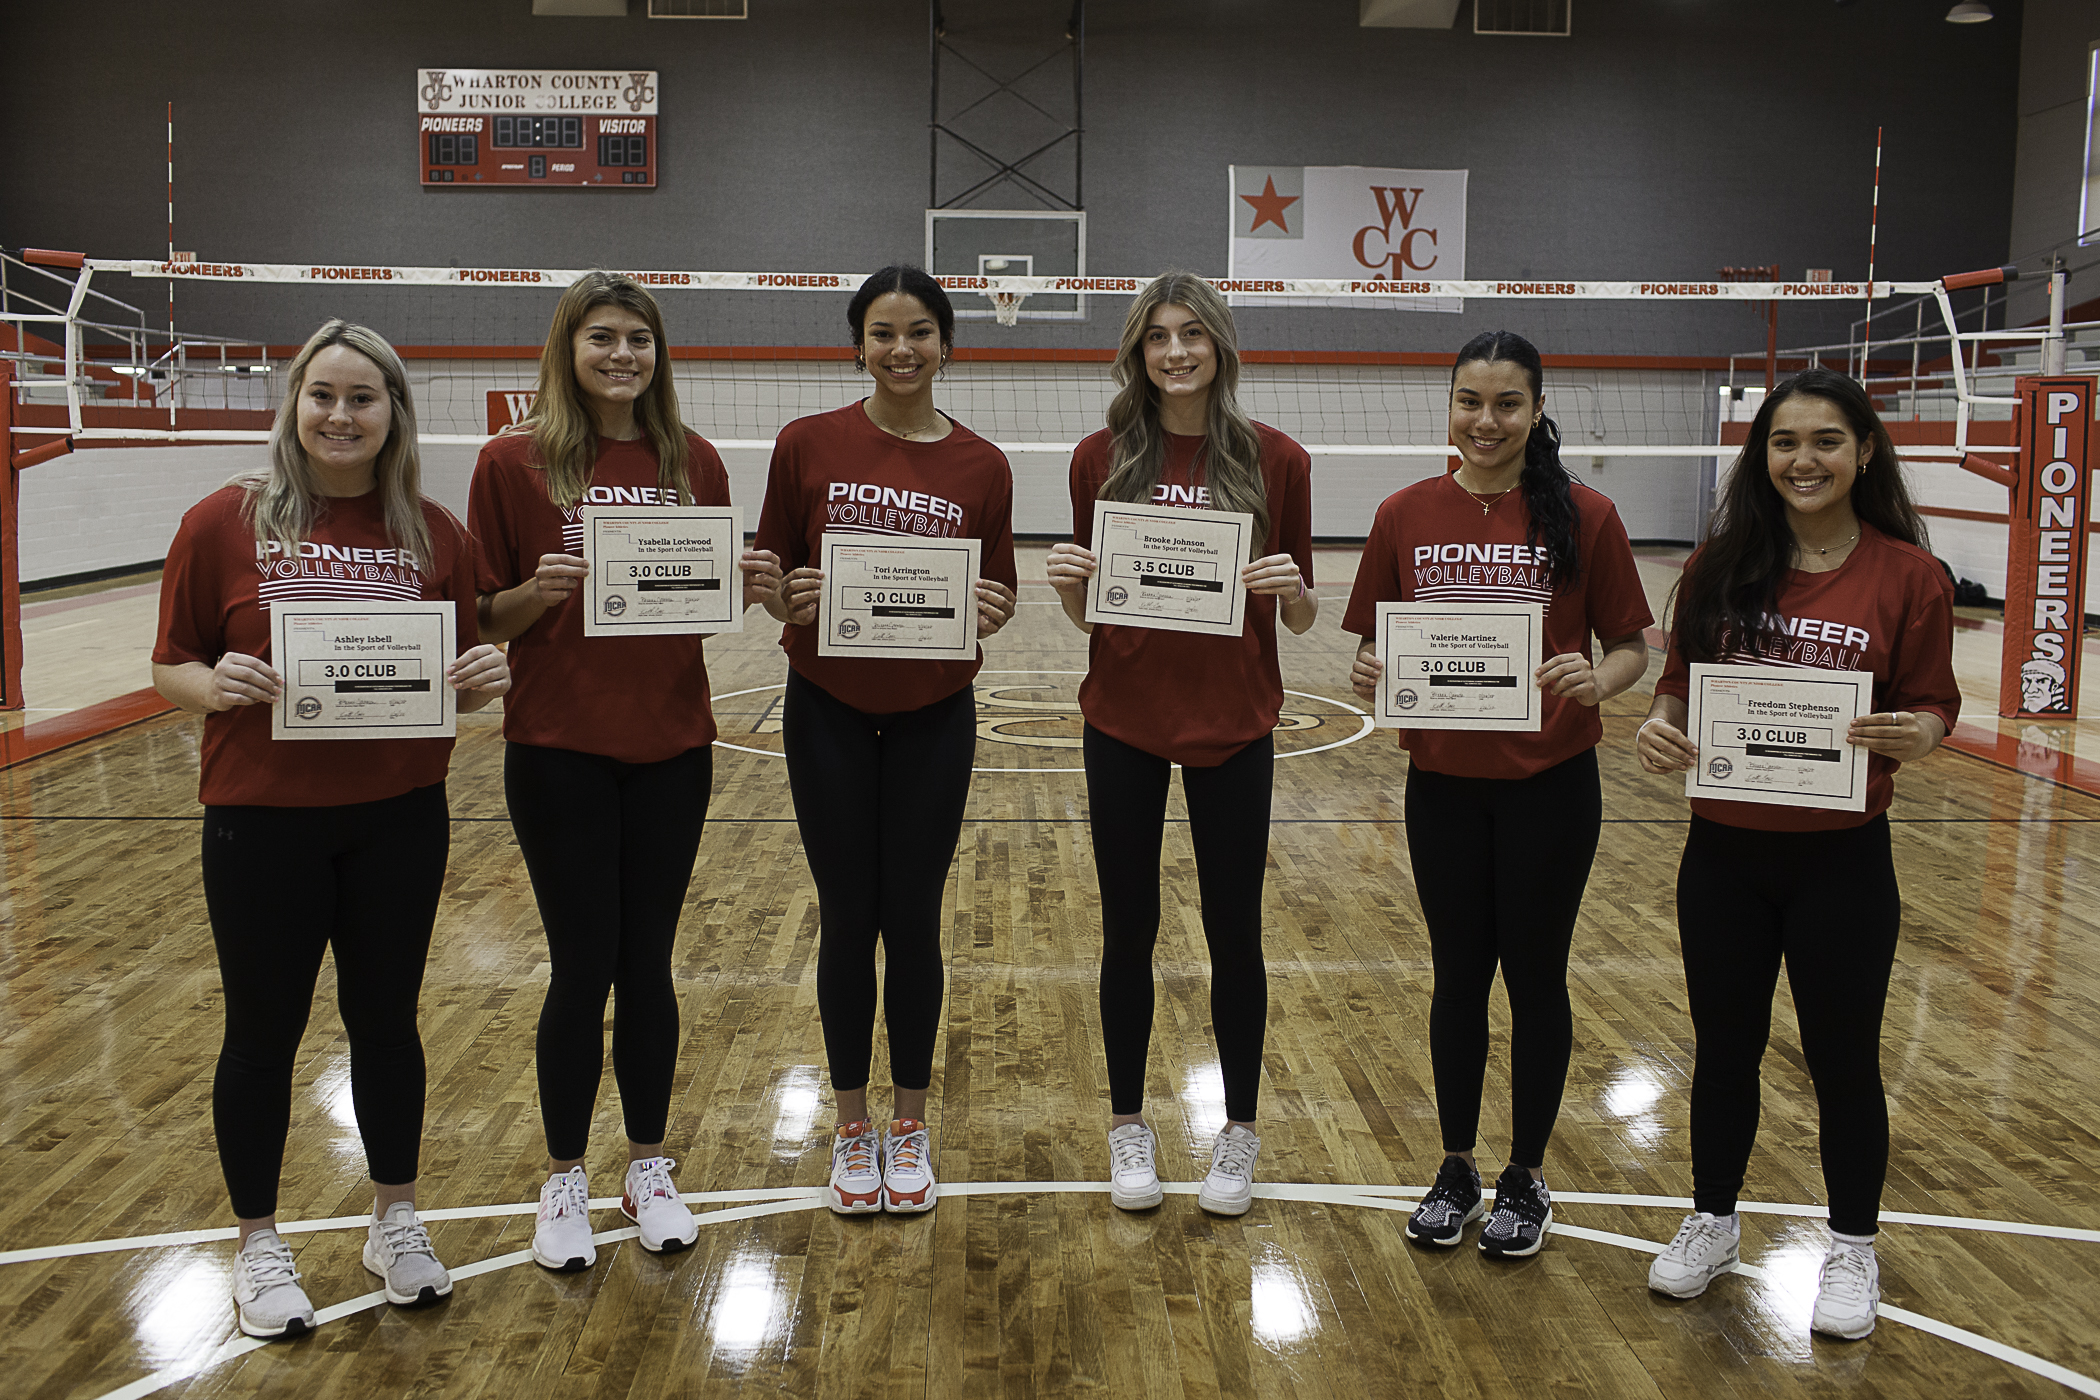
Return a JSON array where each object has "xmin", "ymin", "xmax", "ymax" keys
[
  {"xmin": 1686, "ymin": 663, "xmax": 1871, "ymax": 812},
  {"xmin": 271, "ymin": 599, "xmax": 457, "ymax": 741},
  {"xmin": 582, "ymin": 505, "xmax": 743, "ymax": 637},
  {"xmin": 1374, "ymin": 601, "xmax": 1543, "ymax": 732},
  {"xmin": 1083, "ymin": 499, "xmax": 1255, "ymax": 637}
]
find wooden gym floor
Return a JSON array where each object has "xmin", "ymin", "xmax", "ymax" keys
[{"xmin": 2, "ymin": 544, "xmax": 2099, "ymax": 1399}]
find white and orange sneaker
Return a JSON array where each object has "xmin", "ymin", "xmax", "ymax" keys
[
  {"xmin": 881, "ymin": 1119, "xmax": 937, "ymax": 1213},
  {"xmin": 828, "ymin": 1120, "xmax": 884, "ymax": 1214},
  {"xmin": 622, "ymin": 1156, "xmax": 699, "ymax": 1253}
]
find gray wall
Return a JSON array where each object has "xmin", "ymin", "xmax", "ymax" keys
[
  {"xmin": 2005, "ymin": 0, "xmax": 2098, "ymax": 326},
  {"xmin": 2, "ymin": 0, "xmax": 2023, "ymax": 358}
]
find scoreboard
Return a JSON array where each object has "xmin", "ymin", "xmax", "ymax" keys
[{"xmin": 419, "ymin": 68, "xmax": 656, "ymax": 188}]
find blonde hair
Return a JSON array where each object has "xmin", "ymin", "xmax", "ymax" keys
[
  {"xmin": 517, "ymin": 271, "xmax": 691, "ymax": 510},
  {"xmin": 238, "ymin": 320, "xmax": 435, "ymax": 570},
  {"xmin": 1099, "ymin": 272, "xmax": 1270, "ymax": 542}
]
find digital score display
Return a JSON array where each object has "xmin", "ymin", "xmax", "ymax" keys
[{"xmin": 418, "ymin": 68, "xmax": 656, "ymax": 188}]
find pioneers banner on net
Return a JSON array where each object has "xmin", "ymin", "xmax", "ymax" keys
[{"xmin": 1227, "ymin": 165, "xmax": 1468, "ymax": 312}]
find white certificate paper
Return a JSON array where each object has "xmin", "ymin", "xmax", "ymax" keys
[
  {"xmin": 271, "ymin": 599, "xmax": 456, "ymax": 741},
  {"xmin": 1083, "ymin": 499, "xmax": 1255, "ymax": 637},
  {"xmin": 817, "ymin": 535, "xmax": 982, "ymax": 661},
  {"xmin": 1374, "ymin": 601, "xmax": 1544, "ymax": 731},
  {"xmin": 1686, "ymin": 663, "xmax": 1872, "ymax": 812},
  {"xmin": 582, "ymin": 505, "xmax": 743, "ymax": 637}
]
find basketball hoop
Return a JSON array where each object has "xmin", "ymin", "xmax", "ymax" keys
[{"xmin": 990, "ymin": 290, "xmax": 1027, "ymax": 327}]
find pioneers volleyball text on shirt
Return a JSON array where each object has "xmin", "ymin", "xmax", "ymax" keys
[
  {"xmin": 1342, "ymin": 470, "xmax": 1653, "ymax": 780},
  {"xmin": 469, "ymin": 430, "xmax": 732, "ymax": 764},
  {"xmin": 1656, "ymin": 523, "xmax": 1960, "ymax": 832},
  {"xmin": 1070, "ymin": 425, "xmax": 1315, "ymax": 767},
  {"xmin": 153, "ymin": 486, "xmax": 481, "ymax": 808},
  {"xmin": 753, "ymin": 402, "xmax": 1018, "ymax": 714}
]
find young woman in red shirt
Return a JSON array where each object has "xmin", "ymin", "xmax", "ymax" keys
[
  {"xmin": 470, "ymin": 273, "xmax": 781, "ymax": 1272},
  {"xmin": 152, "ymin": 321, "xmax": 511, "ymax": 1338},
  {"xmin": 754, "ymin": 266, "xmax": 1018, "ymax": 1216},
  {"xmin": 1043, "ymin": 273, "xmax": 1317, "ymax": 1216},
  {"xmin": 1343, "ymin": 329, "xmax": 1652, "ymax": 1257},
  {"xmin": 1636, "ymin": 368, "xmax": 1958, "ymax": 1340}
]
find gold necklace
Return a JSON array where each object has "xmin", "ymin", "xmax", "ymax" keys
[
  {"xmin": 1463, "ymin": 487, "xmax": 1515, "ymax": 516},
  {"xmin": 1798, "ymin": 531, "xmax": 1858, "ymax": 557}
]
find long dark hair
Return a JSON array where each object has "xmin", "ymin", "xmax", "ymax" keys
[
  {"xmin": 847, "ymin": 265, "xmax": 956, "ymax": 355},
  {"xmin": 1451, "ymin": 330, "xmax": 1580, "ymax": 588},
  {"xmin": 1672, "ymin": 367, "xmax": 1926, "ymax": 662}
]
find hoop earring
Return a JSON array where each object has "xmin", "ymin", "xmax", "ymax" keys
[{"xmin": 854, "ymin": 353, "xmax": 866, "ymax": 374}]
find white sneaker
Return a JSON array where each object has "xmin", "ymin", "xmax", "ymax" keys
[
  {"xmin": 532, "ymin": 1167, "xmax": 596, "ymax": 1272},
  {"xmin": 1197, "ymin": 1124, "xmax": 1261, "ymax": 1216},
  {"xmin": 1811, "ymin": 1240, "xmax": 1880, "ymax": 1339},
  {"xmin": 232, "ymin": 1229, "xmax": 316, "ymax": 1339},
  {"xmin": 881, "ymin": 1119, "xmax": 938, "ymax": 1213},
  {"xmin": 1107, "ymin": 1123, "xmax": 1164, "ymax": 1210},
  {"xmin": 829, "ymin": 1120, "xmax": 883, "ymax": 1214},
  {"xmin": 1647, "ymin": 1212, "xmax": 1740, "ymax": 1298},
  {"xmin": 622, "ymin": 1156, "xmax": 699, "ymax": 1253},
  {"xmin": 362, "ymin": 1202, "xmax": 453, "ymax": 1306}
]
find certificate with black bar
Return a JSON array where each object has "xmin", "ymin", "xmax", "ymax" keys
[
  {"xmin": 1686, "ymin": 663, "xmax": 1872, "ymax": 811},
  {"xmin": 271, "ymin": 599, "xmax": 456, "ymax": 741},
  {"xmin": 1083, "ymin": 499, "xmax": 1255, "ymax": 637},
  {"xmin": 817, "ymin": 534, "xmax": 982, "ymax": 661},
  {"xmin": 582, "ymin": 505, "xmax": 742, "ymax": 637},
  {"xmin": 1373, "ymin": 601, "xmax": 1543, "ymax": 731}
]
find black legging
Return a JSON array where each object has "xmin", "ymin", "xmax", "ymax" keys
[
  {"xmin": 505, "ymin": 741, "xmax": 712, "ymax": 1161},
  {"xmin": 1085, "ymin": 724, "xmax": 1274, "ymax": 1123},
  {"xmin": 1403, "ymin": 748, "xmax": 1601, "ymax": 1168},
  {"xmin": 782, "ymin": 669, "xmax": 976, "ymax": 1094},
  {"xmin": 202, "ymin": 783, "xmax": 449, "ymax": 1220},
  {"xmin": 1677, "ymin": 813, "xmax": 1901, "ymax": 1237}
]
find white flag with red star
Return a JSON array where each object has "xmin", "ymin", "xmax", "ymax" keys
[{"xmin": 1228, "ymin": 165, "xmax": 1468, "ymax": 312}]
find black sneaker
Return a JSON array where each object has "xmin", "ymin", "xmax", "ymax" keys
[
  {"xmin": 1406, "ymin": 1155, "xmax": 1484, "ymax": 1246},
  {"xmin": 1478, "ymin": 1164, "xmax": 1551, "ymax": 1258}
]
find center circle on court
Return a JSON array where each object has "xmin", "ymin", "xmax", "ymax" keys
[{"xmin": 711, "ymin": 670, "xmax": 1373, "ymax": 772}]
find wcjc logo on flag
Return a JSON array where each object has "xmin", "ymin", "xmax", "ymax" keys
[
  {"xmin": 1228, "ymin": 165, "xmax": 1468, "ymax": 312},
  {"xmin": 487, "ymin": 389, "xmax": 538, "ymax": 433}
]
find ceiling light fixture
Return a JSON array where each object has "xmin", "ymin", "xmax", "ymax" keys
[{"xmin": 1946, "ymin": 2, "xmax": 1994, "ymax": 21}]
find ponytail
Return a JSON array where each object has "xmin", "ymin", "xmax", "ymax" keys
[{"xmin": 1520, "ymin": 412, "xmax": 1581, "ymax": 589}]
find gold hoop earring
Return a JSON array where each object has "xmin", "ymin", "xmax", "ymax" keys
[{"xmin": 854, "ymin": 353, "xmax": 866, "ymax": 374}]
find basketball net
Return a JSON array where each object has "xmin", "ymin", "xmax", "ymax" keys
[{"xmin": 990, "ymin": 290, "xmax": 1027, "ymax": 327}]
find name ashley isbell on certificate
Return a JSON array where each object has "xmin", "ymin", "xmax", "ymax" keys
[
  {"xmin": 1083, "ymin": 499, "xmax": 1255, "ymax": 637},
  {"xmin": 1374, "ymin": 601, "xmax": 1544, "ymax": 732},
  {"xmin": 1686, "ymin": 663, "xmax": 1872, "ymax": 812},
  {"xmin": 817, "ymin": 534, "xmax": 983, "ymax": 661},
  {"xmin": 271, "ymin": 599, "xmax": 457, "ymax": 741},
  {"xmin": 582, "ymin": 505, "xmax": 743, "ymax": 637}
]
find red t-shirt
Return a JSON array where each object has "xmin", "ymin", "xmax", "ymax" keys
[
  {"xmin": 1070, "ymin": 424, "xmax": 1315, "ymax": 767},
  {"xmin": 152, "ymin": 485, "xmax": 481, "ymax": 808},
  {"xmin": 752, "ymin": 402, "xmax": 1018, "ymax": 714},
  {"xmin": 1655, "ymin": 523, "xmax": 1960, "ymax": 832},
  {"xmin": 469, "ymin": 430, "xmax": 732, "ymax": 763},
  {"xmin": 1342, "ymin": 471, "xmax": 1654, "ymax": 780}
]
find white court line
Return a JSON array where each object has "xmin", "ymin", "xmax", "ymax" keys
[{"xmin": 59, "ymin": 1184, "xmax": 2100, "ymax": 1400}]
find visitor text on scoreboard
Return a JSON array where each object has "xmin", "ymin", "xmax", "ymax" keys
[{"xmin": 418, "ymin": 69, "xmax": 657, "ymax": 189}]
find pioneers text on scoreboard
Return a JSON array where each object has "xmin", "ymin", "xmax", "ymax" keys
[{"xmin": 418, "ymin": 69, "xmax": 657, "ymax": 189}]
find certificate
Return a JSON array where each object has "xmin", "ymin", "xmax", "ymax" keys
[
  {"xmin": 1083, "ymin": 499, "xmax": 1255, "ymax": 637},
  {"xmin": 1686, "ymin": 663, "xmax": 1872, "ymax": 812},
  {"xmin": 581, "ymin": 505, "xmax": 742, "ymax": 637},
  {"xmin": 817, "ymin": 534, "xmax": 982, "ymax": 661},
  {"xmin": 271, "ymin": 599, "xmax": 456, "ymax": 741},
  {"xmin": 1373, "ymin": 601, "xmax": 1543, "ymax": 731}
]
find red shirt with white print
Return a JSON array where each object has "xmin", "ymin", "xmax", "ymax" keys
[
  {"xmin": 152, "ymin": 485, "xmax": 481, "ymax": 807},
  {"xmin": 1069, "ymin": 424, "xmax": 1315, "ymax": 767},
  {"xmin": 1656, "ymin": 523, "xmax": 1960, "ymax": 831},
  {"xmin": 1342, "ymin": 470, "xmax": 1653, "ymax": 780},
  {"xmin": 469, "ymin": 429, "xmax": 731, "ymax": 763},
  {"xmin": 752, "ymin": 401, "xmax": 1018, "ymax": 715}
]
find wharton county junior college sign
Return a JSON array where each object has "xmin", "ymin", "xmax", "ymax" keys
[{"xmin": 417, "ymin": 70, "xmax": 658, "ymax": 188}]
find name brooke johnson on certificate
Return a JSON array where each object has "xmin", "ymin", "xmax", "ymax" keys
[
  {"xmin": 1084, "ymin": 499, "xmax": 1255, "ymax": 638},
  {"xmin": 817, "ymin": 534, "xmax": 982, "ymax": 661},
  {"xmin": 1374, "ymin": 601, "xmax": 1544, "ymax": 732},
  {"xmin": 271, "ymin": 599, "xmax": 457, "ymax": 741},
  {"xmin": 581, "ymin": 505, "xmax": 743, "ymax": 638}
]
